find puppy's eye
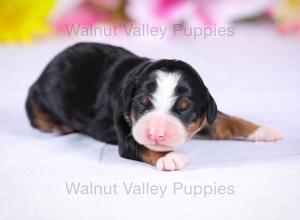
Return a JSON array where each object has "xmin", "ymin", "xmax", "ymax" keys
[
  {"xmin": 138, "ymin": 95, "xmax": 150, "ymax": 106},
  {"xmin": 176, "ymin": 97, "xmax": 190, "ymax": 111}
]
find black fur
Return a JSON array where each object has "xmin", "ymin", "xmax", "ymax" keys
[{"xmin": 26, "ymin": 42, "xmax": 217, "ymax": 162}]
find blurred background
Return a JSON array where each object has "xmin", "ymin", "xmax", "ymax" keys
[
  {"xmin": 0, "ymin": 0, "xmax": 300, "ymax": 43},
  {"xmin": 1, "ymin": 2, "xmax": 300, "ymax": 220}
]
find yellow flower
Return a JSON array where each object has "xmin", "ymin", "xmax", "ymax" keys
[
  {"xmin": 0, "ymin": 0, "xmax": 55, "ymax": 43},
  {"xmin": 274, "ymin": 0, "xmax": 300, "ymax": 30}
]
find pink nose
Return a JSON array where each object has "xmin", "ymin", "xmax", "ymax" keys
[{"xmin": 148, "ymin": 130, "xmax": 165, "ymax": 143}]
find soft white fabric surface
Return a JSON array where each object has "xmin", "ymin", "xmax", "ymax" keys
[{"xmin": 1, "ymin": 24, "xmax": 300, "ymax": 220}]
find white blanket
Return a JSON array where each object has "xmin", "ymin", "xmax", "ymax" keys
[{"xmin": 1, "ymin": 25, "xmax": 300, "ymax": 220}]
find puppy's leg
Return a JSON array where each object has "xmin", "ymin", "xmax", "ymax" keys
[
  {"xmin": 198, "ymin": 112, "xmax": 282, "ymax": 141},
  {"xmin": 143, "ymin": 149, "xmax": 187, "ymax": 171},
  {"xmin": 30, "ymin": 104, "xmax": 74, "ymax": 135},
  {"xmin": 114, "ymin": 112, "xmax": 186, "ymax": 171},
  {"xmin": 26, "ymin": 88, "xmax": 74, "ymax": 135}
]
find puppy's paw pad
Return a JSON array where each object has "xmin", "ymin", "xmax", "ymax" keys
[
  {"xmin": 156, "ymin": 152, "xmax": 187, "ymax": 171},
  {"xmin": 248, "ymin": 127, "xmax": 283, "ymax": 142}
]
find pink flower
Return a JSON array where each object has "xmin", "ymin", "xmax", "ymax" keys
[
  {"xmin": 126, "ymin": 0, "xmax": 272, "ymax": 27},
  {"xmin": 53, "ymin": 0, "xmax": 125, "ymax": 33}
]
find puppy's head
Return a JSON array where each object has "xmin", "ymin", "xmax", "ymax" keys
[{"xmin": 120, "ymin": 59, "xmax": 217, "ymax": 152}]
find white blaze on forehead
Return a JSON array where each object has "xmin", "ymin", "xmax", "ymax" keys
[{"xmin": 151, "ymin": 71, "xmax": 180, "ymax": 112}]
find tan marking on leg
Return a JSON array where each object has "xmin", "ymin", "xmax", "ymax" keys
[
  {"xmin": 32, "ymin": 105, "xmax": 57, "ymax": 132},
  {"xmin": 141, "ymin": 148, "xmax": 168, "ymax": 166},
  {"xmin": 32, "ymin": 104, "xmax": 74, "ymax": 135},
  {"xmin": 57, "ymin": 124, "xmax": 74, "ymax": 135},
  {"xmin": 200, "ymin": 113, "xmax": 259, "ymax": 140}
]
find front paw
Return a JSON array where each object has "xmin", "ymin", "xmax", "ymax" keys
[
  {"xmin": 156, "ymin": 152, "xmax": 187, "ymax": 171},
  {"xmin": 248, "ymin": 127, "xmax": 283, "ymax": 142}
]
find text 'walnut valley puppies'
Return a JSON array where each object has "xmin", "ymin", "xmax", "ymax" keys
[{"xmin": 25, "ymin": 43, "xmax": 282, "ymax": 171}]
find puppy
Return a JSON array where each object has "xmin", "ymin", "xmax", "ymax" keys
[{"xmin": 25, "ymin": 42, "xmax": 282, "ymax": 171}]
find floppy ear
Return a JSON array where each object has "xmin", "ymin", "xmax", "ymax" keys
[
  {"xmin": 119, "ymin": 73, "xmax": 136, "ymax": 116},
  {"xmin": 119, "ymin": 61, "xmax": 148, "ymax": 115},
  {"xmin": 206, "ymin": 93, "xmax": 217, "ymax": 124},
  {"xmin": 119, "ymin": 60, "xmax": 151, "ymax": 115}
]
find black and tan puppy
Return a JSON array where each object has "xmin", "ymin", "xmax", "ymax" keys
[{"xmin": 26, "ymin": 42, "xmax": 282, "ymax": 171}]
